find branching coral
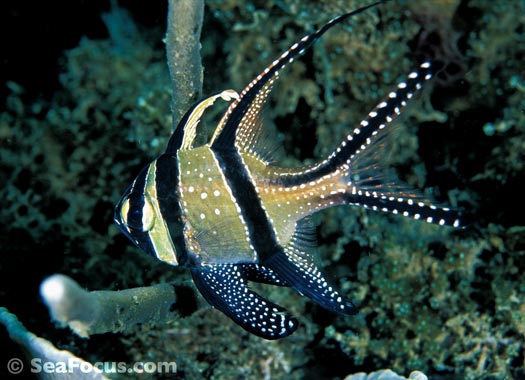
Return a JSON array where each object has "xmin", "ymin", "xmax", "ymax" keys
[
  {"xmin": 166, "ymin": 0, "xmax": 204, "ymax": 129},
  {"xmin": 40, "ymin": 274, "xmax": 176, "ymax": 338},
  {"xmin": 0, "ymin": 307, "xmax": 110, "ymax": 380}
]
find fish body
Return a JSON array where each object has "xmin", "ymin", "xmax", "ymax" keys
[{"xmin": 114, "ymin": 1, "xmax": 462, "ymax": 339}]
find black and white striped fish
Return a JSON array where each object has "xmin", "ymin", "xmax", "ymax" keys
[{"xmin": 114, "ymin": 1, "xmax": 462, "ymax": 340}]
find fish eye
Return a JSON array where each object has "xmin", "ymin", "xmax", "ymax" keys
[{"xmin": 120, "ymin": 194, "xmax": 156, "ymax": 232}]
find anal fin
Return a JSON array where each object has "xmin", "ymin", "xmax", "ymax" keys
[
  {"xmin": 191, "ymin": 264, "xmax": 297, "ymax": 339},
  {"xmin": 264, "ymin": 249, "xmax": 358, "ymax": 316},
  {"xmin": 240, "ymin": 263, "xmax": 288, "ymax": 286}
]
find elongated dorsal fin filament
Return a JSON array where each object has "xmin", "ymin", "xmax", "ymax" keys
[{"xmin": 210, "ymin": 1, "xmax": 388, "ymax": 152}]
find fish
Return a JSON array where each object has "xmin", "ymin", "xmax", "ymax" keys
[{"xmin": 114, "ymin": 0, "xmax": 462, "ymax": 340}]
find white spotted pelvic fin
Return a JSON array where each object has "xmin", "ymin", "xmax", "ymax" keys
[{"xmin": 190, "ymin": 264, "xmax": 298, "ymax": 339}]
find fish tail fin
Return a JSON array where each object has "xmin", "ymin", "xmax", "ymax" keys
[
  {"xmin": 274, "ymin": 61, "xmax": 464, "ymax": 227},
  {"xmin": 325, "ymin": 61, "xmax": 444, "ymax": 176},
  {"xmin": 335, "ymin": 61, "xmax": 464, "ymax": 228}
]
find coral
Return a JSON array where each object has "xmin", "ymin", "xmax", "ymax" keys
[
  {"xmin": 1, "ymin": 1, "xmax": 524, "ymax": 380},
  {"xmin": 344, "ymin": 369, "xmax": 428, "ymax": 380},
  {"xmin": 0, "ymin": 307, "xmax": 110, "ymax": 379},
  {"xmin": 166, "ymin": 0, "xmax": 205, "ymax": 128},
  {"xmin": 0, "ymin": 4, "xmax": 173, "ymax": 290},
  {"xmin": 457, "ymin": 1, "xmax": 525, "ymax": 186},
  {"xmin": 40, "ymin": 275, "xmax": 176, "ymax": 338}
]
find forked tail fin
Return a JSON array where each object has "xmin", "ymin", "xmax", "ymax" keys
[{"xmin": 271, "ymin": 61, "xmax": 464, "ymax": 228}]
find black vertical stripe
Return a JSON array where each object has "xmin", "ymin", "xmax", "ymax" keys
[
  {"xmin": 126, "ymin": 166, "xmax": 149, "ymax": 229},
  {"xmin": 114, "ymin": 165, "xmax": 156, "ymax": 257},
  {"xmin": 154, "ymin": 154, "xmax": 189, "ymax": 265},
  {"xmin": 211, "ymin": 148, "xmax": 282, "ymax": 261}
]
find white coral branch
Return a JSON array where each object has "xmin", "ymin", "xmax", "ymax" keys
[{"xmin": 40, "ymin": 274, "xmax": 176, "ymax": 338}]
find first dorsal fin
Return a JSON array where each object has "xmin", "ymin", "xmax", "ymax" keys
[
  {"xmin": 209, "ymin": 1, "xmax": 388, "ymax": 152},
  {"xmin": 166, "ymin": 89, "xmax": 239, "ymax": 154}
]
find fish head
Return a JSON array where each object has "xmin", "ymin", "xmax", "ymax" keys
[{"xmin": 114, "ymin": 155, "xmax": 183, "ymax": 266}]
